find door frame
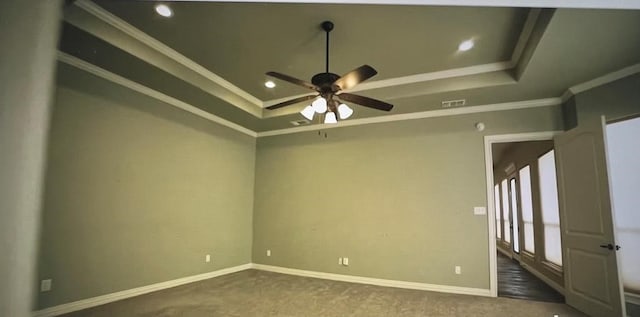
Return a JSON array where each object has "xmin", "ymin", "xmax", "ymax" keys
[{"xmin": 484, "ymin": 131, "xmax": 562, "ymax": 297}]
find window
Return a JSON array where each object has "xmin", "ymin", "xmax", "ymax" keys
[
  {"xmin": 510, "ymin": 178, "xmax": 520, "ymax": 253},
  {"xmin": 606, "ymin": 117, "xmax": 640, "ymax": 293},
  {"xmin": 501, "ymin": 179, "xmax": 510, "ymax": 243},
  {"xmin": 539, "ymin": 150, "xmax": 562, "ymax": 266},
  {"xmin": 495, "ymin": 184, "xmax": 502, "ymax": 239},
  {"xmin": 519, "ymin": 166, "xmax": 535, "ymax": 254}
]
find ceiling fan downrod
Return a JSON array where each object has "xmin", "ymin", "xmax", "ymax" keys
[
  {"xmin": 322, "ymin": 21, "xmax": 334, "ymax": 75},
  {"xmin": 311, "ymin": 21, "xmax": 339, "ymax": 95}
]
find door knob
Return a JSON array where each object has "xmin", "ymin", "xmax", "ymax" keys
[{"xmin": 599, "ymin": 244, "xmax": 621, "ymax": 250}]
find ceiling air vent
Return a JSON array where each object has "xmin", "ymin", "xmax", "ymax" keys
[
  {"xmin": 441, "ymin": 99, "xmax": 466, "ymax": 108},
  {"xmin": 290, "ymin": 119, "xmax": 311, "ymax": 126}
]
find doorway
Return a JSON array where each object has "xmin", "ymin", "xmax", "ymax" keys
[
  {"xmin": 484, "ymin": 132, "xmax": 563, "ymax": 297},
  {"xmin": 491, "ymin": 139, "xmax": 564, "ymax": 303}
]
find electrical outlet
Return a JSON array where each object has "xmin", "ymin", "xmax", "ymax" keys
[
  {"xmin": 473, "ymin": 206, "xmax": 486, "ymax": 215},
  {"xmin": 205, "ymin": 254, "xmax": 211, "ymax": 263},
  {"xmin": 338, "ymin": 257, "xmax": 343, "ymax": 265},
  {"xmin": 40, "ymin": 279, "xmax": 52, "ymax": 292},
  {"xmin": 343, "ymin": 257, "xmax": 349, "ymax": 266},
  {"xmin": 455, "ymin": 266, "xmax": 461, "ymax": 275},
  {"xmin": 266, "ymin": 249, "xmax": 271, "ymax": 257}
]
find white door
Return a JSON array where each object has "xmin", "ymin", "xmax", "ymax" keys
[{"xmin": 554, "ymin": 116, "xmax": 625, "ymax": 317}]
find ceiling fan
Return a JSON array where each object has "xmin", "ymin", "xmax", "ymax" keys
[{"xmin": 265, "ymin": 21, "xmax": 393, "ymax": 123}]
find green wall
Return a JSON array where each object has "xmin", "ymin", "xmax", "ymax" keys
[
  {"xmin": 37, "ymin": 64, "xmax": 256, "ymax": 309},
  {"xmin": 575, "ymin": 73, "xmax": 640, "ymax": 123},
  {"xmin": 253, "ymin": 106, "xmax": 563, "ymax": 290}
]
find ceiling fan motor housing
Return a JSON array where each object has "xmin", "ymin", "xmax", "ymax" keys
[{"xmin": 311, "ymin": 72, "xmax": 340, "ymax": 91}]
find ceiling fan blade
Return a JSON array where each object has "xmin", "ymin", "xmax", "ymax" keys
[
  {"xmin": 266, "ymin": 72, "xmax": 318, "ymax": 91},
  {"xmin": 265, "ymin": 94, "xmax": 318, "ymax": 110},
  {"xmin": 332, "ymin": 65, "xmax": 378, "ymax": 91},
  {"xmin": 338, "ymin": 93, "xmax": 393, "ymax": 111}
]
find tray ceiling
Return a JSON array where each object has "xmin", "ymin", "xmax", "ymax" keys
[{"xmin": 58, "ymin": 1, "xmax": 640, "ymax": 133}]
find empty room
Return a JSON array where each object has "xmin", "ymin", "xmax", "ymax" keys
[{"xmin": 1, "ymin": 1, "xmax": 639, "ymax": 317}]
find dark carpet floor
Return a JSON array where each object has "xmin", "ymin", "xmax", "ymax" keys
[{"xmin": 497, "ymin": 252, "xmax": 565, "ymax": 303}]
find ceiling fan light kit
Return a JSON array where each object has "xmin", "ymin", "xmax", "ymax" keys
[
  {"xmin": 312, "ymin": 97, "xmax": 328, "ymax": 113},
  {"xmin": 300, "ymin": 105, "xmax": 315, "ymax": 121},
  {"xmin": 265, "ymin": 21, "xmax": 393, "ymax": 124},
  {"xmin": 324, "ymin": 112, "xmax": 338, "ymax": 124},
  {"xmin": 337, "ymin": 103, "xmax": 353, "ymax": 119}
]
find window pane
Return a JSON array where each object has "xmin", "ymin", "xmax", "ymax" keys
[
  {"xmin": 539, "ymin": 151, "xmax": 560, "ymax": 225},
  {"xmin": 502, "ymin": 179, "xmax": 510, "ymax": 243},
  {"xmin": 606, "ymin": 117, "xmax": 640, "ymax": 292},
  {"xmin": 519, "ymin": 166, "xmax": 534, "ymax": 223},
  {"xmin": 519, "ymin": 166, "xmax": 535, "ymax": 253},
  {"xmin": 539, "ymin": 150, "xmax": 562, "ymax": 266},
  {"xmin": 524, "ymin": 223, "xmax": 535, "ymax": 254},
  {"xmin": 510, "ymin": 178, "xmax": 520, "ymax": 253},
  {"xmin": 495, "ymin": 184, "xmax": 502, "ymax": 239},
  {"xmin": 616, "ymin": 230, "xmax": 640, "ymax": 292},
  {"xmin": 544, "ymin": 225, "xmax": 562, "ymax": 266}
]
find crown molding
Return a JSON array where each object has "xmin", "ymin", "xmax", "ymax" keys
[
  {"xmin": 73, "ymin": 0, "xmax": 263, "ymax": 110},
  {"xmin": 59, "ymin": 51, "xmax": 565, "ymax": 139},
  {"xmin": 349, "ymin": 62, "xmax": 512, "ymax": 93},
  {"xmin": 569, "ymin": 63, "xmax": 640, "ymax": 96},
  {"xmin": 257, "ymin": 97, "xmax": 562, "ymax": 137},
  {"xmin": 561, "ymin": 63, "xmax": 640, "ymax": 103},
  {"xmin": 560, "ymin": 89, "xmax": 573, "ymax": 103},
  {"xmin": 57, "ymin": 51, "xmax": 258, "ymax": 138}
]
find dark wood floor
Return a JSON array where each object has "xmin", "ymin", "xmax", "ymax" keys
[{"xmin": 497, "ymin": 252, "xmax": 565, "ymax": 303}]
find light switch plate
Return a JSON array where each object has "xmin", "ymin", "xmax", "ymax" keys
[
  {"xmin": 473, "ymin": 206, "xmax": 486, "ymax": 215},
  {"xmin": 41, "ymin": 279, "xmax": 52, "ymax": 292}
]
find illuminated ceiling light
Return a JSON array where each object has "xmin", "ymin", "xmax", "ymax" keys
[
  {"xmin": 264, "ymin": 80, "xmax": 276, "ymax": 88},
  {"xmin": 300, "ymin": 105, "xmax": 315, "ymax": 121},
  {"xmin": 337, "ymin": 103, "xmax": 353, "ymax": 119},
  {"xmin": 155, "ymin": 4, "xmax": 173, "ymax": 17},
  {"xmin": 458, "ymin": 39, "xmax": 474, "ymax": 52},
  {"xmin": 311, "ymin": 97, "xmax": 328, "ymax": 113},
  {"xmin": 324, "ymin": 112, "xmax": 337, "ymax": 124}
]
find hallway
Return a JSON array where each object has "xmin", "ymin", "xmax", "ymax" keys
[{"xmin": 497, "ymin": 252, "xmax": 565, "ymax": 303}]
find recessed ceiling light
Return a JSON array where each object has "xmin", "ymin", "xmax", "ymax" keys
[
  {"xmin": 458, "ymin": 39, "xmax": 474, "ymax": 52},
  {"xmin": 264, "ymin": 80, "xmax": 276, "ymax": 88},
  {"xmin": 155, "ymin": 4, "xmax": 173, "ymax": 18}
]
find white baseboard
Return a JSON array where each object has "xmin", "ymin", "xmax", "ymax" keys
[
  {"xmin": 34, "ymin": 262, "xmax": 492, "ymax": 317},
  {"xmin": 520, "ymin": 262, "xmax": 565, "ymax": 295},
  {"xmin": 251, "ymin": 263, "xmax": 491, "ymax": 297},
  {"xmin": 32, "ymin": 263, "xmax": 252, "ymax": 317}
]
